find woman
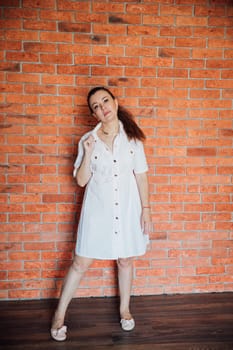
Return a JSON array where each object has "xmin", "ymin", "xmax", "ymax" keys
[{"xmin": 51, "ymin": 86, "xmax": 151, "ymax": 341}]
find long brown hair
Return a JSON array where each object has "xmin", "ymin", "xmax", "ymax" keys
[{"xmin": 87, "ymin": 86, "xmax": 146, "ymax": 141}]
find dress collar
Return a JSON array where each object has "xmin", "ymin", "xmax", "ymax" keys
[{"xmin": 92, "ymin": 120, "xmax": 124, "ymax": 139}]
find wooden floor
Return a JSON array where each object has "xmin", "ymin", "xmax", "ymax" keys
[{"xmin": 1, "ymin": 292, "xmax": 233, "ymax": 350}]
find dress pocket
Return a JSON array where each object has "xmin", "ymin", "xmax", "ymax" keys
[{"xmin": 91, "ymin": 152, "xmax": 112, "ymax": 183}]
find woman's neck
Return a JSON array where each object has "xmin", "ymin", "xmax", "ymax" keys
[{"xmin": 100, "ymin": 121, "xmax": 119, "ymax": 136}]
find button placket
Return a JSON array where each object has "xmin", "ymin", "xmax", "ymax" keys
[{"xmin": 112, "ymin": 149, "xmax": 120, "ymax": 237}]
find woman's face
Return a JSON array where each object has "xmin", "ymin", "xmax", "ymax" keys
[{"xmin": 89, "ymin": 90, "xmax": 118, "ymax": 123}]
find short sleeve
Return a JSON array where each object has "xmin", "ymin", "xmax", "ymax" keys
[
  {"xmin": 73, "ymin": 132, "xmax": 90, "ymax": 178},
  {"xmin": 132, "ymin": 140, "xmax": 148, "ymax": 174}
]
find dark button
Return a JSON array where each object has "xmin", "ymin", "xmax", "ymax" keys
[
  {"xmin": 113, "ymin": 159, "xmax": 117, "ymax": 162},
  {"xmin": 94, "ymin": 156, "xmax": 97, "ymax": 159},
  {"xmin": 114, "ymin": 174, "xmax": 118, "ymax": 177},
  {"xmin": 115, "ymin": 231, "xmax": 118, "ymax": 234},
  {"xmin": 115, "ymin": 217, "xmax": 119, "ymax": 220},
  {"xmin": 115, "ymin": 202, "xmax": 118, "ymax": 205}
]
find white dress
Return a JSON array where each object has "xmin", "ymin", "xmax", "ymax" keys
[{"xmin": 73, "ymin": 122, "xmax": 149, "ymax": 260}]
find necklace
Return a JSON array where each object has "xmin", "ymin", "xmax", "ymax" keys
[
  {"xmin": 101, "ymin": 126, "xmax": 119, "ymax": 136},
  {"xmin": 101, "ymin": 128, "xmax": 110, "ymax": 135}
]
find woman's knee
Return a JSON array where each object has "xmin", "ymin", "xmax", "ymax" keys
[
  {"xmin": 72, "ymin": 255, "xmax": 93, "ymax": 274},
  {"xmin": 117, "ymin": 257, "xmax": 133, "ymax": 269}
]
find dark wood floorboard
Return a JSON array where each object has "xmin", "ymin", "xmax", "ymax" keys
[{"xmin": 1, "ymin": 292, "xmax": 233, "ymax": 350}]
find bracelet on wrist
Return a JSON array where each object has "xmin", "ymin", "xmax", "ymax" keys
[{"xmin": 142, "ymin": 206, "xmax": 150, "ymax": 209}]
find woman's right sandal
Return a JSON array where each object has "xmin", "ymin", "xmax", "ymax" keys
[
  {"xmin": 120, "ymin": 318, "xmax": 135, "ymax": 331},
  {"xmin": 50, "ymin": 325, "xmax": 67, "ymax": 341}
]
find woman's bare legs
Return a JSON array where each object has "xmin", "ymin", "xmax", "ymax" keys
[
  {"xmin": 117, "ymin": 257, "xmax": 134, "ymax": 320},
  {"xmin": 52, "ymin": 255, "xmax": 93, "ymax": 330}
]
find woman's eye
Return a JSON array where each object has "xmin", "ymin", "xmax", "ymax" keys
[{"xmin": 103, "ymin": 98, "xmax": 108, "ymax": 103}]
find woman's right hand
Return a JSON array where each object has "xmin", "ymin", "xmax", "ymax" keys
[
  {"xmin": 83, "ymin": 135, "xmax": 95, "ymax": 156},
  {"xmin": 76, "ymin": 135, "xmax": 95, "ymax": 187}
]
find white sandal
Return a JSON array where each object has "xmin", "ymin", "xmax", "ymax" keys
[
  {"xmin": 50, "ymin": 325, "xmax": 67, "ymax": 341},
  {"xmin": 120, "ymin": 318, "xmax": 135, "ymax": 331}
]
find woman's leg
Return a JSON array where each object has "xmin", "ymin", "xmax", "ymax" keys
[
  {"xmin": 117, "ymin": 257, "xmax": 134, "ymax": 320},
  {"xmin": 52, "ymin": 255, "xmax": 93, "ymax": 330}
]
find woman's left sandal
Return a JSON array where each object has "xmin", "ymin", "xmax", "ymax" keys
[
  {"xmin": 120, "ymin": 318, "xmax": 135, "ymax": 331},
  {"xmin": 50, "ymin": 325, "xmax": 67, "ymax": 341}
]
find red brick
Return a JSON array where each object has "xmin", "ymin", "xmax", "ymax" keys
[
  {"xmin": 172, "ymin": 213, "xmax": 200, "ymax": 221},
  {"xmin": 207, "ymin": 59, "xmax": 233, "ymax": 69},
  {"xmin": 58, "ymin": 22, "xmax": 90, "ymax": 33},
  {"xmin": 0, "ymin": 282, "xmax": 23, "ymax": 290},
  {"xmin": 128, "ymin": 25, "xmax": 158, "ymax": 36},
  {"xmin": 176, "ymin": 16, "xmax": 207, "ymax": 27},
  {"xmin": 143, "ymin": 15, "xmax": 174, "ymax": 26},
  {"xmin": 209, "ymin": 39, "xmax": 233, "ymax": 49},
  {"xmin": 6, "ymin": 72, "xmax": 39, "ymax": 83},
  {"xmin": 142, "ymin": 77, "xmax": 172, "ymax": 88},
  {"xmin": 8, "ymin": 154, "xmax": 41, "ymax": 165},
  {"xmin": 160, "ymin": 4, "xmax": 192, "ymax": 15},
  {"xmin": 23, "ymin": 20, "xmax": 56, "ymax": 31},
  {"xmin": 40, "ymin": 10, "xmax": 73, "ymax": 21},
  {"xmin": 24, "ymin": 42, "xmax": 56, "ymax": 53},
  {"xmin": 160, "ymin": 26, "xmax": 192, "ymax": 37},
  {"xmin": 179, "ymin": 276, "xmax": 208, "ymax": 284},
  {"xmin": 23, "ymin": 0, "xmax": 55, "ymax": 9},
  {"xmin": 216, "ymin": 222, "xmax": 233, "ymax": 231},
  {"xmin": 195, "ymin": 5, "xmax": 225, "ymax": 17},
  {"xmin": 171, "ymin": 194, "xmax": 200, "ymax": 202},
  {"xmin": 6, "ymin": 94, "xmax": 38, "ymax": 104},
  {"xmin": 175, "ymin": 38, "xmax": 206, "ymax": 48},
  {"xmin": 193, "ymin": 27, "xmax": 224, "ymax": 38},
  {"xmin": 191, "ymin": 68, "xmax": 221, "ymax": 78},
  {"xmin": 42, "ymin": 74, "xmax": 74, "ymax": 85},
  {"xmin": 0, "ymin": 40, "xmax": 21, "ymax": 52},
  {"xmin": 40, "ymin": 31, "xmax": 72, "ymax": 43},
  {"xmin": 0, "ymin": 19, "xmax": 21, "ymax": 29},
  {"xmin": 142, "ymin": 57, "xmax": 172, "ymax": 67},
  {"xmin": 5, "ymin": 30, "xmax": 38, "ymax": 41},
  {"xmin": 42, "ymin": 194, "xmax": 74, "ymax": 203},
  {"xmin": 208, "ymin": 17, "xmax": 233, "ymax": 28},
  {"xmin": 187, "ymin": 166, "xmax": 216, "ymax": 175},
  {"xmin": 4, "ymin": 7, "xmax": 37, "ymax": 18},
  {"xmin": 0, "ymin": 204, "xmax": 23, "ymax": 213},
  {"xmin": 184, "ymin": 204, "xmax": 214, "ymax": 212},
  {"xmin": 187, "ymin": 148, "xmax": 216, "ymax": 157},
  {"xmin": 22, "ymin": 63, "xmax": 55, "ymax": 74},
  {"xmin": 215, "ymin": 204, "xmax": 233, "ymax": 212},
  {"xmin": 9, "ymin": 290, "xmax": 41, "ymax": 299},
  {"xmin": 174, "ymin": 59, "xmax": 204, "ymax": 68},
  {"xmin": 127, "ymin": 4, "xmax": 158, "ymax": 14},
  {"xmin": 192, "ymin": 48, "xmax": 223, "ymax": 58},
  {"xmin": 9, "ymin": 213, "xmax": 41, "ymax": 223},
  {"xmin": 185, "ymin": 222, "xmax": 215, "ymax": 231},
  {"xmin": 225, "ymin": 50, "xmax": 233, "ymax": 59},
  {"xmin": 136, "ymin": 268, "xmax": 165, "ymax": 277},
  {"xmin": 8, "ymin": 270, "xmax": 41, "ymax": 280},
  {"xmin": 93, "ymin": 24, "xmax": 126, "ymax": 35},
  {"xmin": 218, "ymin": 167, "xmax": 233, "ymax": 175},
  {"xmin": 219, "ymin": 185, "xmax": 233, "ymax": 193}
]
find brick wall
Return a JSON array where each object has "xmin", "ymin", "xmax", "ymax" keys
[{"xmin": 0, "ymin": 0, "xmax": 232, "ymax": 300}]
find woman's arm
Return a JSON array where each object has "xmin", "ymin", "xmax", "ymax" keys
[
  {"xmin": 135, "ymin": 172, "xmax": 151, "ymax": 235},
  {"xmin": 76, "ymin": 135, "xmax": 95, "ymax": 187}
]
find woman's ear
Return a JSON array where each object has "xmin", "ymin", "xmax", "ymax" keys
[{"xmin": 115, "ymin": 98, "xmax": 118, "ymax": 111}]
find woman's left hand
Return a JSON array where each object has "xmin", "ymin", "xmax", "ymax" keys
[{"xmin": 141, "ymin": 207, "xmax": 152, "ymax": 235}]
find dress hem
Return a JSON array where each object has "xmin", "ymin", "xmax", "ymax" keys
[{"xmin": 75, "ymin": 249, "xmax": 147, "ymax": 260}]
